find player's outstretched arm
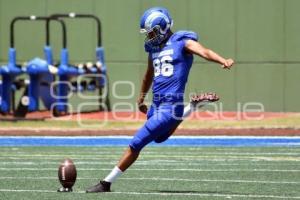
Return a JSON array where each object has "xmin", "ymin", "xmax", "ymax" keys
[
  {"xmin": 185, "ymin": 40, "xmax": 234, "ymax": 69},
  {"xmin": 137, "ymin": 55, "xmax": 154, "ymax": 114}
]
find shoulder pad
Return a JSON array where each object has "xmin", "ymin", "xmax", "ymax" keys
[{"xmin": 170, "ymin": 31, "xmax": 199, "ymax": 42}]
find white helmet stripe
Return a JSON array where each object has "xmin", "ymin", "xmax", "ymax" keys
[{"xmin": 144, "ymin": 12, "xmax": 170, "ymax": 31}]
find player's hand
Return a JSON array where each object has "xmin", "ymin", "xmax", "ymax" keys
[
  {"xmin": 137, "ymin": 98, "xmax": 148, "ymax": 114},
  {"xmin": 138, "ymin": 103, "xmax": 148, "ymax": 114},
  {"xmin": 222, "ymin": 59, "xmax": 234, "ymax": 69}
]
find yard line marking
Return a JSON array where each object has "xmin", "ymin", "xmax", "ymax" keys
[
  {"xmin": 1, "ymin": 157, "xmax": 300, "ymax": 163},
  {"xmin": 0, "ymin": 189, "xmax": 59, "ymax": 193},
  {"xmin": 0, "ymin": 167, "xmax": 299, "ymax": 172},
  {"xmin": 2, "ymin": 149, "xmax": 300, "ymax": 154},
  {"xmin": 1, "ymin": 154, "xmax": 285, "ymax": 157},
  {"xmin": 0, "ymin": 176, "xmax": 299, "ymax": 185},
  {"xmin": 0, "ymin": 151, "xmax": 299, "ymax": 159},
  {"xmin": 0, "ymin": 189, "xmax": 299, "ymax": 199},
  {"xmin": 1, "ymin": 154, "xmax": 299, "ymax": 161},
  {"xmin": 122, "ymin": 177, "xmax": 300, "ymax": 184},
  {"xmin": 1, "ymin": 152, "xmax": 300, "ymax": 156},
  {"xmin": 0, "ymin": 161, "xmax": 299, "ymax": 167},
  {"xmin": 113, "ymin": 191, "xmax": 300, "ymax": 199},
  {"xmin": 0, "ymin": 157, "xmax": 299, "ymax": 162}
]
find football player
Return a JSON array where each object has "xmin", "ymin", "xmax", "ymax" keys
[{"xmin": 86, "ymin": 7, "xmax": 234, "ymax": 192}]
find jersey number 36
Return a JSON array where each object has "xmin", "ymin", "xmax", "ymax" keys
[{"xmin": 153, "ymin": 56, "xmax": 174, "ymax": 77}]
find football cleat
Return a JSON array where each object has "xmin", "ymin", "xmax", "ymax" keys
[
  {"xmin": 86, "ymin": 180, "xmax": 111, "ymax": 193},
  {"xmin": 190, "ymin": 92, "xmax": 219, "ymax": 108}
]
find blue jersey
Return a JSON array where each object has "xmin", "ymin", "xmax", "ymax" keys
[{"xmin": 149, "ymin": 31, "xmax": 198, "ymax": 100}]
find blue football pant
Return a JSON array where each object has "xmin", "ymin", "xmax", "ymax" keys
[{"xmin": 129, "ymin": 103, "xmax": 183, "ymax": 151}]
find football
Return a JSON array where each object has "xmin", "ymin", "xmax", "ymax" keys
[{"xmin": 57, "ymin": 158, "xmax": 77, "ymax": 192}]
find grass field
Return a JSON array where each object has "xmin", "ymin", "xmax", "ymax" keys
[{"xmin": 0, "ymin": 146, "xmax": 299, "ymax": 200}]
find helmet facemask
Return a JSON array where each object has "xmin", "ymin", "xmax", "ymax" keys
[{"xmin": 141, "ymin": 25, "xmax": 168, "ymax": 47}]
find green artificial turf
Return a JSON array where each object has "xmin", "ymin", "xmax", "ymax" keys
[{"xmin": 0, "ymin": 146, "xmax": 299, "ymax": 199}]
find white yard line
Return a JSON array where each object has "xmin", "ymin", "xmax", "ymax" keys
[
  {"xmin": 1, "ymin": 152, "xmax": 300, "ymax": 156},
  {"xmin": 0, "ymin": 156, "xmax": 299, "ymax": 162},
  {"xmin": 0, "ymin": 161, "xmax": 298, "ymax": 166},
  {"xmin": 2, "ymin": 149, "xmax": 300, "ymax": 154},
  {"xmin": 0, "ymin": 189, "xmax": 299, "ymax": 199},
  {"xmin": 121, "ymin": 177, "xmax": 300, "ymax": 184},
  {"xmin": 0, "ymin": 167, "xmax": 299, "ymax": 172},
  {"xmin": 2, "ymin": 154, "xmax": 284, "ymax": 157},
  {"xmin": 0, "ymin": 176, "xmax": 299, "ymax": 185},
  {"xmin": 0, "ymin": 154, "xmax": 299, "ymax": 161}
]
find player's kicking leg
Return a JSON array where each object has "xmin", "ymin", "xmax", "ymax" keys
[
  {"xmin": 86, "ymin": 92, "xmax": 219, "ymax": 193},
  {"xmin": 154, "ymin": 92, "xmax": 219, "ymax": 143}
]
